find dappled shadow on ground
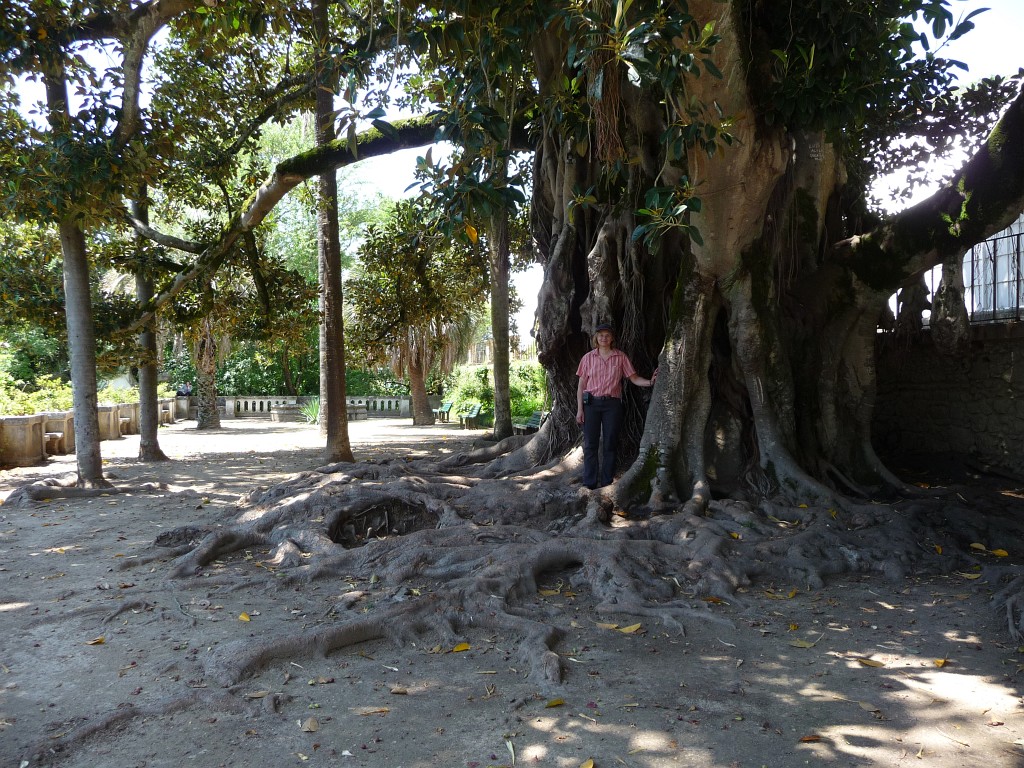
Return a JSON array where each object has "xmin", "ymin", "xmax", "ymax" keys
[
  {"xmin": 8, "ymin": 567, "xmax": 1021, "ymax": 768},
  {"xmin": 3, "ymin": 423, "xmax": 1024, "ymax": 767}
]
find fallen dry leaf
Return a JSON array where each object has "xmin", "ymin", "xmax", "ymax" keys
[
  {"xmin": 245, "ymin": 690, "xmax": 270, "ymax": 699},
  {"xmin": 452, "ymin": 642, "xmax": 471, "ymax": 653},
  {"xmin": 799, "ymin": 735, "xmax": 822, "ymax": 742},
  {"xmin": 545, "ymin": 698, "xmax": 566, "ymax": 708},
  {"xmin": 538, "ymin": 589, "xmax": 560, "ymax": 596},
  {"xmin": 86, "ymin": 636, "xmax": 105, "ymax": 646},
  {"xmin": 390, "ymin": 687, "xmax": 408, "ymax": 695},
  {"xmin": 356, "ymin": 707, "xmax": 390, "ymax": 716},
  {"xmin": 238, "ymin": 612, "xmax": 251, "ymax": 622},
  {"xmin": 934, "ymin": 658, "xmax": 949, "ymax": 668},
  {"xmin": 618, "ymin": 623, "xmax": 643, "ymax": 634},
  {"xmin": 991, "ymin": 549, "xmax": 1009, "ymax": 557},
  {"xmin": 855, "ymin": 657, "xmax": 885, "ymax": 667},
  {"xmin": 789, "ymin": 634, "xmax": 823, "ymax": 648},
  {"xmin": 300, "ymin": 717, "xmax": 319, "ymax": 732},
  {"xmin": 970, "ymin": 542, "xmax": 988, "ymax": 551},
  {"xmin": 596, "ymin": 622, "xmax": 619, "ymax": 630},
  {"xmin": 579, "ymin": 760, "xmax": 594, "ymax": 768}
]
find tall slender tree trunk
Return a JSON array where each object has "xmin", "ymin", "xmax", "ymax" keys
[
  {"xmin": 489, "ymin": 208, "xmax": 513, "ymax": 440},
  {"xmin": 59, "ymin": 220, "xmax": 109, "ymax": 487},
  {"xmin": 281, "ymin": 348, "xmax": 297, "ymax": 397},
  {"xmin": 314, "ymin": 0, "xmax": 354, "ymax": 462},
  {"xmin": 44, "ymin": 70, "xmax": 108, "ymax": 487},
  {"xmin": 132, "ymin": 196, "xmax": 169, "ymax": 461},
  {"xmin": 195, "ymin": 316, "xmax": 221, "ymax": 430}
]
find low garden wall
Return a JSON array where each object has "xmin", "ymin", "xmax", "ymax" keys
[
  {"xmin": 0, "ymin": 414, "xmax": 47, "ymax": 467},
  {"xmin": 0, "ymin": 399, "xmax": 169, "ymax": 469},
  {"xmin": 222, "ymin": 395, "xmax": 407, "ymax": 419}
]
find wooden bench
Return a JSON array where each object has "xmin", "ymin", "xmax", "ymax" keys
[
  {"xmin": 433, "ymin": 401, "xmax": 454, "ymax": 422},
  {"xmin": 458, "ymin": 403, "xmax": 482, "ymax": 429},
  {"xmin": 513, "ymin": 410, "xmax": 545, "ymax": 435}
]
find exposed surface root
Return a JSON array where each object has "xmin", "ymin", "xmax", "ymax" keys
[
  {"xmin": 5, "ymin": 474, "xmax": 167, "ymax": 504},
  {"xmin": 148, "ymin": 455, "xmax": 1024, "ymax": 687},
  {"xmin": 21, "ymin": 689, "xmax": 243, "ymax": 766}
]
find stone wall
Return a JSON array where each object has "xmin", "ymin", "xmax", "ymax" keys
[{"xmin": 873, "ymin": 325, "xmax": 1024, "ymax": 474}]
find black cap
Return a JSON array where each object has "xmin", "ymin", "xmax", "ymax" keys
[{"xmin": 594, "ymin": 323, "xmax": 614, "ymax": 333}]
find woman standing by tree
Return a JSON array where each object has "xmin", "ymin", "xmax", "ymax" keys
[{"xmin": 576, "ymin": 324, "xmax": 657, "ymax": 489}]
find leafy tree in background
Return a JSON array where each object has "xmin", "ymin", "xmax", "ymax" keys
[{"xmin": 347, "ymin": 199, "xmax": 487, "ymax": 424}]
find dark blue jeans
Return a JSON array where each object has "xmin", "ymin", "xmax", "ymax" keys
[{"xmin": 582, "ymin": 396, "xmax": 624, "ymax": 487}]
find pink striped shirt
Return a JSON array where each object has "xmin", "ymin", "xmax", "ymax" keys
[{"xmin": 576, "ymin": 348, "xmax": 637, "ymax": 399}]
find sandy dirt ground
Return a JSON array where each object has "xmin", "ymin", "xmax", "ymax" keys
[{"xmin": 1, "ymin": 418, "xmax": 1023, "ymax": 768}]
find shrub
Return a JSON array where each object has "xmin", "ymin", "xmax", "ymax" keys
[
  {"xmin": 299, "ymin": 397, "xmax": 321, "ymax": 425},
  {"xmin": 0, "ymin": 374, "xmax": 73, "ymax": 415},
  {"xmin": 509, "ymin": 362, "xmax": 547, "ymax": 420},
  {"xmin": 445, "ymin": 362, "xmax": 548, "ymax": 426}
]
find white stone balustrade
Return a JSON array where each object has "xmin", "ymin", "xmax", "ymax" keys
[
  {"xmin": 224, "ymin": 396, "xmax": 297, "ymax": 418},
  {"xmin": 346, "ymin": 397, "xmax": 410, "ymax": 418}
]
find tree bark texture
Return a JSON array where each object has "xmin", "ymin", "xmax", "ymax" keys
[
  {"xmin": 135, "ymin": 271, "xmax": 169, "ymax": 461},
  {"xmin": 408, "ymin": 361, "xmax": 433, "ymax": 426},
  {"xmin": 195, "ymin": 316, "xmax": 221, "ymax": 430},
  {"xmin": 489, "ymin": 208, "xmax": 513, "ymax": 440},
  {"xmin": 132, "ymin": 196, "xmax": 169, "ymax": 462},
  {"xmin": 59, "ymin": 219, "xmax": 109, "ymax": 487},
  {"xmin": 314, "ymin": 0, "xmax": 355, "ymax": 463}
]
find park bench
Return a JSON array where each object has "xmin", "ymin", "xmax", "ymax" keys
[
  {"xmin": 513, "ymin": 410, "xmax": 545, "ymax": 435},
  {"xmin": 433, "ymin": 401, "xmax": 454, "ymax": 422},
  {"xmin": 458, "ymin": 403, "xmax": 482, "ymax": 429}
]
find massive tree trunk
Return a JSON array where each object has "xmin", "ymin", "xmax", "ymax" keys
[
  {"xmin": 528, "ymin": 0, "xmax": 1024, "ymax": 510},
  {"xmin": 314, "ymin": 0, "xmax": 355, "ymax": 463}
]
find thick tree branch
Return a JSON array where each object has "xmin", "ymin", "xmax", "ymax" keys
[
  {"xmin": 126, "ymin": 215, "xmax": 207, "ymax": 253},
  {"xmin": 834, "ymin": 86, "xmax": 1024, "ymax": 291},
  {"xmin": 123, "ymin": 116, "xmax": 441, "ymax": 334},
  {"xmin": 64, "ymin": 1, "xmax": 199, "ymax": 147}
]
